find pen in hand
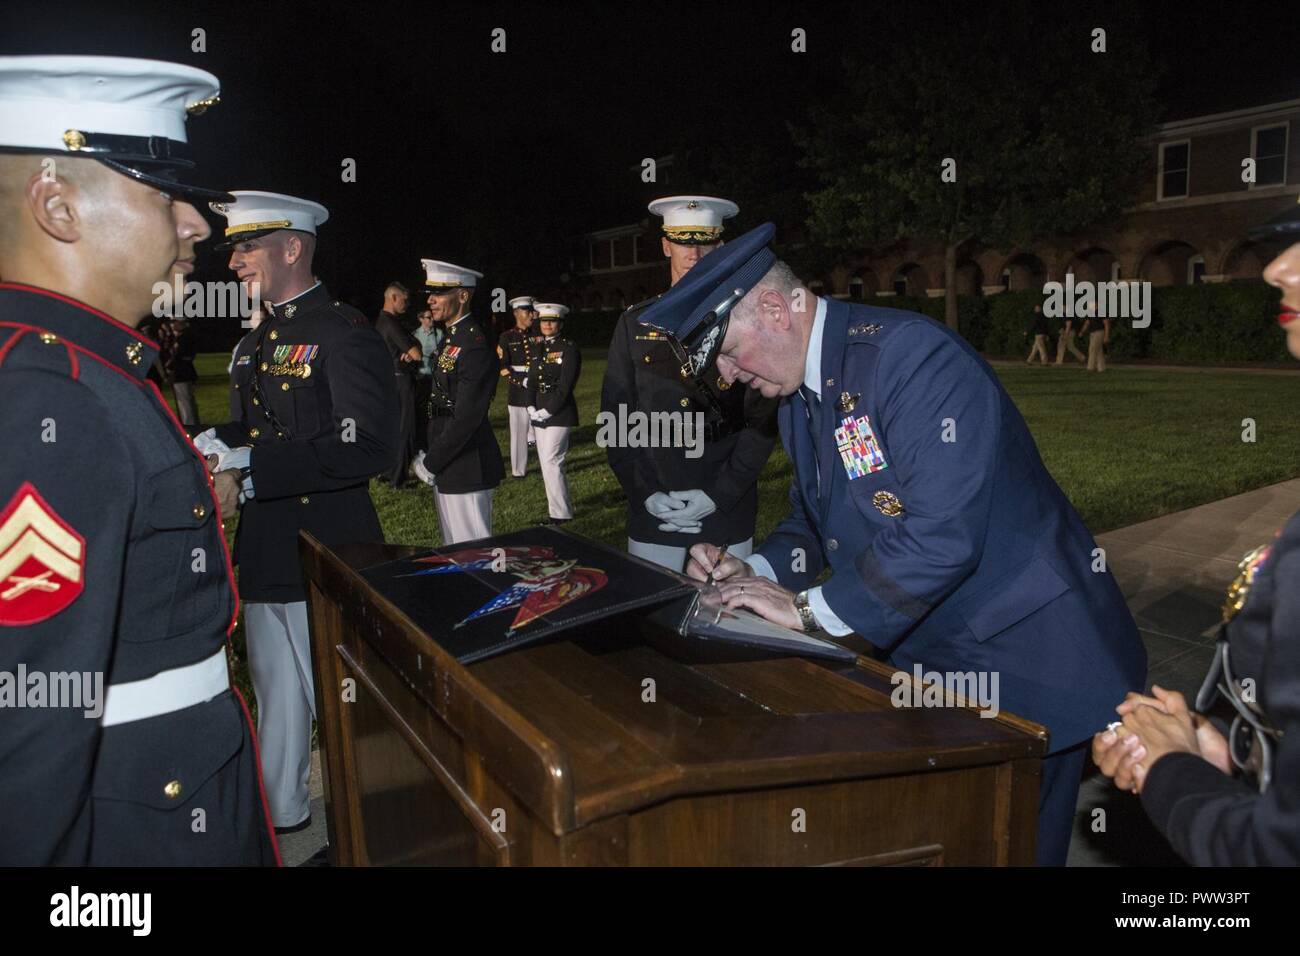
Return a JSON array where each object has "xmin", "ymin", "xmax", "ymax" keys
[{"xmin": 708, "ymin": 543, "xmax": 730, "ymax": 586}]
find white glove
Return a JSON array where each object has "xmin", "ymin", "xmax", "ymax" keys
[
  {"xmin": 522, "ymin": 376, "xmax": 529, "ymax": 388},
  {"xmin": 217, "ymin": 446, "xmax": 255, "ymax": 501},
  {"xmin": 192, "ymin": 428, "xmax": 230, "ymax": 459},
  {"xmin": 659, "ymin": 520, "xmax": 702, "ymax": 534},
  {"xmin": 530, "ymin": 408, "xmax": 551, "ymax": 423},
  {"xmin": 645, "ymin": 492, "xmax": 682, "ymax": 520},
  {"xmin": 666, "ymin": 489, "xmax": 715, "ymax": 524}
]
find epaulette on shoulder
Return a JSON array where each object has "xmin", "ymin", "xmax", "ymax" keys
[
  {"xmin": 326, "ymin": 299, "xmax": 370, "ymax": 327},
  {"xmin": 0, "ymin": 323, "xmax": 81, "ymax": 379},
  {"xmin": 622, "ymin": 294, "xmax": 660, "ymax": 318}
]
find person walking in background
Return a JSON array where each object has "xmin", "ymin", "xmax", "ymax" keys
[
  {"xmin": 1025, "ymin": 303, "xmax": 1050, "ymax": 365},
  {"xmin": 1082, "ymin": 310, "xmax": 1110, "ymax": 372},
  {"xmin": 1054, "ymin": 312, "xmax": 1086, "ymax": 366}
]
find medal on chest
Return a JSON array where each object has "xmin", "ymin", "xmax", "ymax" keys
[
  {"xmin": 438, "ymin": 345, "xmax": 461, "ymax": 371},
  {"xmin": 834, "ymin": 412, "xmax": 888, "ymax": 479},
  {"xmin": 267, "ymin": 343, "xmax": 317, "ymax": 378}
]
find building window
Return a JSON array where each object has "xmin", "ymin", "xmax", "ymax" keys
[
  {"xmin": 1000, "ymin": 268, "xmax": 1011, "ymax": 292},
  {"xmin": 848, "ymin": 278, "xmax": 864, "ymax": 300},
  {"xmin": 612, "ymin": 236, "xmax": 633, "ymax": 268},
  {"xmin": 1188, "ymin": 254, "xmax": 1206, "ymax": 284},
  {"xmin": 1252, "ymin": 124, "xmax": 1288, "ymax": 187},
  {"xmin": 1158, "ymin": 140, "xmax": 1190, "ymax": 200}
]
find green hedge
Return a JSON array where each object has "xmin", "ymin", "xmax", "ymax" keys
[
  {"xmin": 871, "ymin": 282, "xmax": 1287, "ymax": 362},
  {"xmin": 572, "ymin": 282, "xmax": 1288, "ymax": 362}
]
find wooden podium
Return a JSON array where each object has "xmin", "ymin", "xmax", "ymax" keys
[{"xmin": 300, "ymin": 534, "xmax": 1047, "ymax": 866}]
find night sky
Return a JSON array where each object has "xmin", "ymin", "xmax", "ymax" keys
[{"xmin": 2, "ymin": 0, "xmax": 1296, "ymax": 318}]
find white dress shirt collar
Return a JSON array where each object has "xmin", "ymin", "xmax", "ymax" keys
[{"xmin": 803, "ymin": 296, "xmax": 829, "ymax": 398}]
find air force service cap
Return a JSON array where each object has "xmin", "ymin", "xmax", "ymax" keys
[
  {"xmin": 421, "ymin": 260, "xmax": 483, "ymax": 291},
  {"xmin": 649, "ymin": 195, "xmax": 739, "ymax": 245},
  {"xmin": 210, "ymin": 190, "xmax": 329, "ymax": 250},
  {"xmin": 637, "ymin": 222, "xmax": 777, "ymax": 374},
  {"xmin": 1249, "ymin": 194, "xmax": 1300, "ymax": 240},
  {"xmin": 0, "ymin": 55, "xmax": 232, "ymax": 202}
]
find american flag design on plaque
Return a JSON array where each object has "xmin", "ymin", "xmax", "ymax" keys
[{"xmin": 834, "ymin": 413, "xmax": 888, "ymax": 479}]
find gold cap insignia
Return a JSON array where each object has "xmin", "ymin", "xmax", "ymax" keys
[
  {"xmin": 873, "ymin": 490, "xmax": 904, "ymax": 517},
  {"xmin": 62, "ymin": 129, "xmax": 86, "ymax": 151},
  {"xmin": 186, "ymin": 94, "xmax": 221, "ymax": 116}
]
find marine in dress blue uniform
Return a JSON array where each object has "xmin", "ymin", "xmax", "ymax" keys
[
  {"xmin": 600, "ymin": 196, "xmax": 778, "ymax": 571},
  {"xmin": 499, "ymin": 295, "xmax": 540, "ymax": 477},
  {"xmin": 203, "ymin": 191, "xmax": 399, "ymax": 832},
  {"xmin": 647, "ymin": 223, "xmax": 1147, "ymax": 866},
  {"xmin": 527, "ymin": 303, "xmax": 580, "ymax": 523},
  {"xmin": 416, "ymin": 260, "xmax": 504, "ymax": 543},
  {"xmin": 0, "ymin": 56, "xmax": 278, "ymax": 864}
]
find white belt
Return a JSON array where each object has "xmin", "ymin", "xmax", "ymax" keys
[
  {"xmin": 509, "ymin": 365, "xmax": 528, "ymax": 372},
  {"xmin": 101, "ymin": 648, "xmax": 230, "ymax": 728}
]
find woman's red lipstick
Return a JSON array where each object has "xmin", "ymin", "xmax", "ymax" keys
[{"xmin": 1279, "ymin": 309, "xmax": 1299, "ymax": 327}]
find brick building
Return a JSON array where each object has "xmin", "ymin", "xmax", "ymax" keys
[{"xmin": 569, "ymin": 99, "xmax": 1299, "ymax": 309}]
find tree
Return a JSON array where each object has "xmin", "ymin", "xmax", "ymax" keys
[{"xmin": 795, "ymin": 10, "xmax": 1159, "ymax": 332}]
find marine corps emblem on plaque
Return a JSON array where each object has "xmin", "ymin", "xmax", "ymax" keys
[{"xmin": 872, "ymin": 490, "xmax": 904, "ymax": 517}]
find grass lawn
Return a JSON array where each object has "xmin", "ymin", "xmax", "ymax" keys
[
  {"xmin": 188, "ymin": 351, "xmax": 1300, "ymax": 548},
  {"xmin": 184, "ymin": 350, "xmax": 1298, "ymax": 716}
]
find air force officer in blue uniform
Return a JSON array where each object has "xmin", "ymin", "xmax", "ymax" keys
[{"xmin": 642, "ymin": 223, "xmax": 1147, "ymax": 865}]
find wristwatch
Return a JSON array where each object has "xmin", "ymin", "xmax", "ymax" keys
[{"xmin": 794, "ymin": 590, "xmax": 821, "ymax": 633}]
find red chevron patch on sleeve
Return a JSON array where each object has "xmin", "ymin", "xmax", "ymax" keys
[{"xmin": 0, "ymin": 482, "xmax": 86, "ymax": 626}]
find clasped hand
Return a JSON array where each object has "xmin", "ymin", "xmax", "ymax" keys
[
  {"xmin": 644, "ymin": 489, "xmax": 716, "ymax": 533},
  {"xmin": 1091, "ymin": 685, "xmax": 1229, "ymax": 794}
]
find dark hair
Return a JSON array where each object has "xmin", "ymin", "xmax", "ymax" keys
[{"xmin": 385, "ymin": 281, "xmax": 409, "ymax": 295}]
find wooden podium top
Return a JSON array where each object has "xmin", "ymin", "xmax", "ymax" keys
[{"xmin": 302, "ymin": 536, "xmax": 1048, "ymax": 841}]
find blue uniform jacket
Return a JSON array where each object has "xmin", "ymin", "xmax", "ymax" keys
[{"xmin": 756, "ymin": 298, "xmax": 1146, "ymax": 750}]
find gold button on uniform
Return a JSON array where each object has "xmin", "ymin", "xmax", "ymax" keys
[
  {"xmin": 260, "ymin": 362, "xmax": 268, "ymax": 371},
  {"xmin": 252, "ymin": 397, "xmax": 260, "ymax": 405},
  {"xmin": 192, "ymin": 504, "xmax": 206, "ymax": 520},
  {"xmin": 300, "ymin": 496, "xmax": 310, "ymax": 504},
  {"xmin": 679, "ymin": 398, "xmax": 690, "ymax": 407},
  {"xmin": 828, "ymin": 538, "xmax": 839, "ymax": 551},
  {"xmin": 643, "ymin": 355, "xmax": 652, "ymax": 363},
  {"xmin": 269, "ymin": 330, "xmax": 278, "ymax": 340},
  {"xmin": 281, "ymin": 382, "xmax": 290, "ymax": 391},
  {"xmin": 163, "ymin": 779, "xmax": 182, "ymax": 799},
  {"xmin": 249, "ymin": 427, "xmax": 260, "ymax": 438}
]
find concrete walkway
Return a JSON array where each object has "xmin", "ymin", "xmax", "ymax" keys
[
  {"xmin": 1068, "ymin": 476, "xmax": 1300, "ymax": 866},
  {"xmin": 277, "ymin": 478, "xmax": 1300, "ymax": 867}
]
